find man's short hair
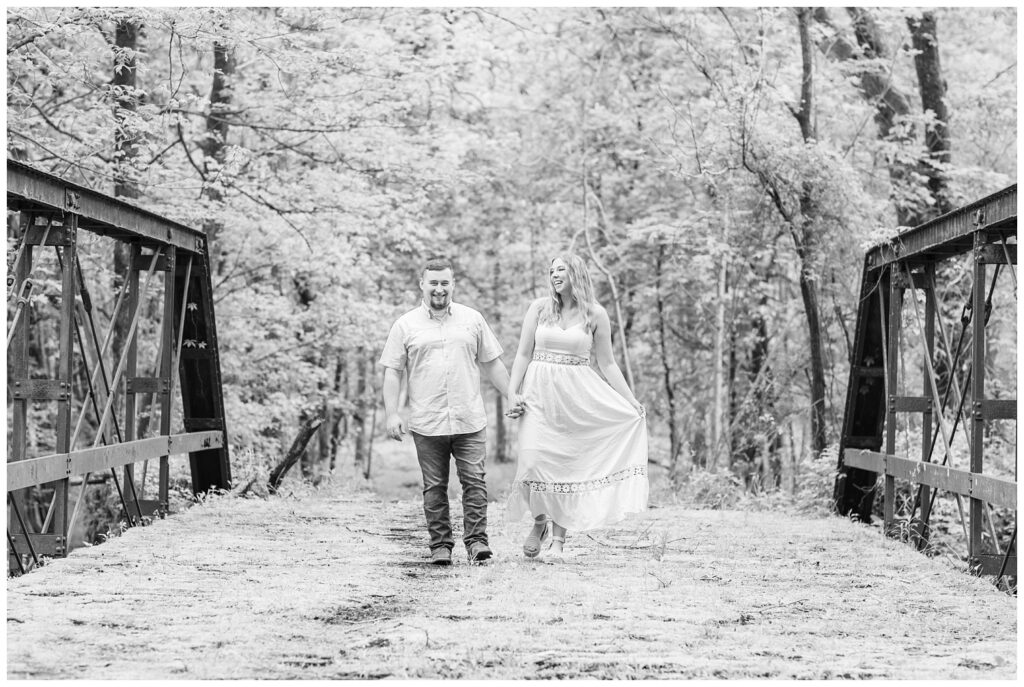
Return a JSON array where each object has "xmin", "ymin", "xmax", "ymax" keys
[{"xmin": 423, "ymin": 255, "xmax": 454, "ymax": 276}]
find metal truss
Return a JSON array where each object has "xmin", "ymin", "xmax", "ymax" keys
[
  {"xmin": 834, "ymin": 184, "xmax": 1016, "ymax": 583},
  {"xmin": 6, "ymin": 160, "xmax": 231, "ymax": 574}
]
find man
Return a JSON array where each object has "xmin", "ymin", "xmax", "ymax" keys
[{"xmin": 379, "ymin": 255, "xmax": 519, "ymax": 565}]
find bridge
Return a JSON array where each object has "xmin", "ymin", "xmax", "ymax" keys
[
  {"xmin": 834, "ymin": 183, "xmax": 1017, "ymax": 580},
  {"xmin": 5, "ymin": 162, "xmax": 1017, "ymax": 678},
  {"xmin": 5, "ymin": 486, "xmax": 1017, "ymax": 679},
  {"xmin": 7, "ymin": 159, "xmax": 230, "ymax": 573}
]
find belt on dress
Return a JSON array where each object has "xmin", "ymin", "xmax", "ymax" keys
[{"xmin": 532, "ymin": 351, "xmax": 589, "ymax": 366}]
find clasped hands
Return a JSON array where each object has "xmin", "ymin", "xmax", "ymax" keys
[{"xmin": 505, "ymin": 393, "xmax": 527, "ymax": 419}]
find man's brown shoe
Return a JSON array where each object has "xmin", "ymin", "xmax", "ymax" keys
[
  {"xmin": 430, "ymin": 548, "xmax": 452, "ymax": 566},
  {"xmin": 467, "ymin": 541, "xmax": 492, "ymax": 563}
]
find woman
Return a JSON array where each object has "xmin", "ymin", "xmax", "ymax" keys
[{"xmin": 506, "ymin": 253, "xmax": 648, "ymax": 557}]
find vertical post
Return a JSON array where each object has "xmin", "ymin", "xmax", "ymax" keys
[
  {"xmin": 884, "ymin": 265, "xmax": 903, "ymax": 536},
  {"xmin": 9, "ymin": 214, "xmax": 34, "ymax": 570},
  {"xmin": 159, "ymin": 247, "xmax": 176, "ymax": 513},
  {"xmin": 914, "ymin": 264, "xmax": 936, "ymax": 547},
  {"xmin": 52, "ymin": 214, "xmax": 78, "ymax": 555},
  {"xmin": 970, "ymin": 234, "xmax": 987, "ymax": 567},
  {"xmin": 123, "ymin": 243, "xmax": 140, "ymax": 511},
  {"xmin": 177, "ymin": 236, "xmax": 232, "ymax": 492}
]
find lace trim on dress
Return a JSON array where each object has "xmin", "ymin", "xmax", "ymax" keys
[
  {"xmin": 516, "ymin": 465, "xmax": 647, "ymax": 494},
  {"xmin": 532, "ymin": 351, "xmax": 589, "ymax": 366}
]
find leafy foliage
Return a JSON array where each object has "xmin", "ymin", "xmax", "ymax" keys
[{"xmin": 6, "ymin": 7, "xmax": 1016, "ymax": 507}]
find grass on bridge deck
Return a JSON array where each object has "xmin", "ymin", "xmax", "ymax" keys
[{"xmin": 5, "ymin": 480, "xmax": 1017, "ymax": 679}]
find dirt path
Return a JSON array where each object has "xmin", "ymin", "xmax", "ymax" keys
[{"xmin": 6, "ymin": 483, "xmax": 1016, "ymax": 679}]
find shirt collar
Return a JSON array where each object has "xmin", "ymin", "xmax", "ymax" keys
[{"xmin": 421, "ymin": 300, "xmax": 453, "ymax": 320}]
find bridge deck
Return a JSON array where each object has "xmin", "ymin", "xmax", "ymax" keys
[{"xmin": 6, "ymin": 486, "xmax": 1016, "ymax": 679}]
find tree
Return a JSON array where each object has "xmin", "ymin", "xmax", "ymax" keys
[
  {"xmin": 907, "ymin": 10, "xmax": 952, "ymax": 219},
  {"xmin": 7, "ymin": 6, "xmax": 1015, "ymax": 495}
]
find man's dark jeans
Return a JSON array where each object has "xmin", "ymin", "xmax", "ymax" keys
[{"xmin": 410, "ymin": 429, "xmax": 488, "ymax": 552}]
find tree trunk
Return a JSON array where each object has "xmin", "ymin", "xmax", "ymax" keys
[
  {"xmin": 813, "ymin": 7, "xmax": 923, "ymax": 227},
  {"xmin": 907, "ymin": 11, "xmax": 952, "ymax": 218},
  {"xmin": 353, "ymin": 350, "xmax": 370, "ymax": 470},
  {"xmin": 796, "ymin": 231, "xmax": 829, "ymax": 455},
  {"xmin": 794, "ymin": 12, "xmax": 828, "ymax": 454},
  {"xmin": 111, "ymin": 18, "xmax": 142, "ymax": 427},
  {"xmin": 329, "ymin": 356, "xmax": 347, "ymax": 473},
  {"xmin": 200, "ymin": 39, "xmax": 235, "ymax": 274},
  {"xmin": 582, "ymin": 186, "xmax": 634, "ymax": 388},
  {"xmin": 299, "ymin": 408, "xmax": 317, "ymax": 480},
  {"xmin": 654, "ymin": 245, "xmax": 681, "ymax": 467},
  {"xmin": 268, "ymin": 416, "xmax": 325, "ymax": 494},
  {"xmin": 795, "ymin": 11, "xmax": 829, "ymax": 455},
  {"xmin": 112, "ymin": 19, "xmax": 141, "ymax": 201},
  {"xmin": 364, "ymin": 400, "xmax": 378, "ymax": 480},
  {"xmin": 318, "ymin": 401, "xmax": 332, "ymax": 474},
  {"xmin": 711, "ymin": 251, "xmax": 727, "ymax": 470},
  {"xmin": 491, "ymin": 257, "xmax": 509, "ymax": 463}
]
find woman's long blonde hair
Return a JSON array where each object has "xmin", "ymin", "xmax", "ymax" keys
[{"xmin": 538, "ymin": 253, "xmax": 596, "ymax": 330}]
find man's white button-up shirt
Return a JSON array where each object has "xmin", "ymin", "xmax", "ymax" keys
[{"xmin": 379, "ymin": 301, "xmax": 503, "ymax": 436}]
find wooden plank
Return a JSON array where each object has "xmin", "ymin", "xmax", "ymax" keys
[
  {"xmin": 73, "ymin": 437, "xmax": 166, "ymax": 477},
  {"xmin": 843, "ymin": 449, "xmax": 885, "ymax": 472},
  {"xmin": 6, "ymin": 454, "xmax": 70, "ymax": 492},
  {"xmin": 885, "ymin": 455, "xmax": 972, "ymax": 495},
  {"xmin": 845, "ymin": 452, "xmax": 1016, "ymax": 508},
  {"xmin": 6, "ymin": 433, "xmax": 225, "ymax": 491},
  {"xmin": 169, "ymin": 431, "xmax": 224, "ymax": 454},
  {"xmin": 970, "ymin": 473, "xmax": 1017, "ymax": 509}
]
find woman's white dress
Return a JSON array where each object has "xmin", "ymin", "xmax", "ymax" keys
[{"xmin": 507, "ymin": 321, "xmax": 649, "ymax": 531}]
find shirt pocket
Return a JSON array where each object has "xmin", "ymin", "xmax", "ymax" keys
[{"xmin": 451, "ymin": 322, "xmax": 479, "ymax": 353}]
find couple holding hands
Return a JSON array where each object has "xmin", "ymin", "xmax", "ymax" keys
[{"xmin": 379, "ymin": 254, "xmax": 648, "ymax": 565}]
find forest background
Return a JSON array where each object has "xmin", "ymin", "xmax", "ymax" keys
[{"xmin": 5, "ymin": 6, "xmax": 1017, "ymax": 546}]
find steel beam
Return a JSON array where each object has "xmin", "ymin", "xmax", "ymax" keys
[
  {"xmin": 884, "ymin": 266, "xmax": 902, "ymax": 534},
  {"xmin": 176, "ymin": 239, "xmax": 231, "ymax": 492},
  {"xmin": 970, "ymin": 234, "xmax": 987, "ymax": 566},
  {"xmin": 972, "ymin": 554, "xmax": 1016, "ymax": 577},
  {"xmin": 866, "ymin": 185, "xmax": 1016, "ymax": 269},
  {"xmin": 7, "ymin": 160, "xmax": 204, "ymax": 254}
]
